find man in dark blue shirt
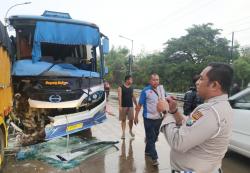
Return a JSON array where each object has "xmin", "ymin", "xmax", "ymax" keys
[{"xmin": 134, "ymin": 73, "xmax": 167, "ymax": 166}]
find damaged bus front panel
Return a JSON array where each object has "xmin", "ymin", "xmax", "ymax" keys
[
  {"xmin": 0, "ymin": 20, "xmax": 12, "ymax": 170},
  {"xmin": 8, "ymin": 11, "xmax": 109, "ymax": 145}
]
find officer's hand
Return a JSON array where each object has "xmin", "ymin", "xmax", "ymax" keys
[
  {"xmin": 166, "ymin": 96, "xmax": 177, "ymax": 113},
  {"xmin": 157, "ymin": 99, "xmax": 169, "ymax": 113}
]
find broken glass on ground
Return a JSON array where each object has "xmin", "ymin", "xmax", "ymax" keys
[{"xmin": 15, "ymin": 136, "xmax": 119, "ymax": 170}]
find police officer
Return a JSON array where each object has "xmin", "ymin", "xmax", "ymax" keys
[
  {"xmin": 158, "ymin": 62, "xmax": 234, "ymax": 173},
  {"xmin": 183, "ymin": 74, "xmax": 204, "ymax": 116}
]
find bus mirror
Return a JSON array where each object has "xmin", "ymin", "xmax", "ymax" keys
[
  {"xmin": 102, "ymin": 38, "xmax": 109, "ymax": 54},
  {"xmin": 104, "ymin": 67, "xmax": 109, "ymax": 75}
]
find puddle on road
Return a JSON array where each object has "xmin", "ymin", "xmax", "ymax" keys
[{"xmin": 11, "ymin": 137, "xmax": 118, "ymax": 170}]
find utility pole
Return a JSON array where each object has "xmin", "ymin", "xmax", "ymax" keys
[
  {"xmin": 230, "ymin": 32, "xmax": 234, "ymax": 63},
  {"xmin": 119, "ymin": 35, "xmax": 133, "ymax": 75}
]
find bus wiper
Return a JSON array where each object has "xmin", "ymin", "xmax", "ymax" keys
[{"xmin": 38, "ymin": 63, "xmax": 56, "ymax": 76}]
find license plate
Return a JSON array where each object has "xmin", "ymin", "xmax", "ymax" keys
[{"xmin": 66, "ymin": 123, "xmax": 83, "ymax": 132}]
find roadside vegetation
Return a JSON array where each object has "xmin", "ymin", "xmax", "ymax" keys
[{"xmin": 105, "ymin": 23, "xmax": 250, "ymax": 92}]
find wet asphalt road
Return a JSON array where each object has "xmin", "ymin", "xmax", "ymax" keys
[{"xmin": 3, "ymin": 91, "xmax": 250, "ymax": 173}]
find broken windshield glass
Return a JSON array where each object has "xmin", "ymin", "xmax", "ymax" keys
[{"xmin": 15, "ymin": 136, "xmax": 118, "ymax": 170}]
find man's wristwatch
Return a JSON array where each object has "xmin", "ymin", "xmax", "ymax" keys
[{"xmin": 169, "ymin": 108, "xmax": 178, "ymax": 114}]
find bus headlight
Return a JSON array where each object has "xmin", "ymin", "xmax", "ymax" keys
[{"xmin": 84, "ymin": 91, "xmax": 104, "ymax": 103}]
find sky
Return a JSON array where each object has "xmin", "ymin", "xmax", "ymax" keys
[{"xmin": 1, "ymin": 0, "xmax": 250, "ymax": 55}]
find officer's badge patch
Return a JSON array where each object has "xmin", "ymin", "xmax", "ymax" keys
[
  {"xmin": 192, "ymin": 111, "xmax": 203, "ymax": 120},
  {"xmin": 186, "ymin": 118, "xmax": 194, "ymax": 126},
  {"xmin": 186, "ymin": 111, "xmax": 203, "ymax": 126}
]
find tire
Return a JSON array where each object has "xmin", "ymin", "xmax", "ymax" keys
[{"xmin": 0, "ymin": 128, "xmax": 5, "ymax": 172}]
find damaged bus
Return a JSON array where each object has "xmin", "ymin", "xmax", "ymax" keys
[
  {"xmin": 0, "ymin": 20, "xmax": 12, "ymax": 170},
  {"xmin": 8, "ymin": 11, "xmax": 109, "ymax": 145}
]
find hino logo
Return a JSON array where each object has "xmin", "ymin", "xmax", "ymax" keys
[{"xmin": 49, "ymin": 95, "xmax": 62, "ymax": 103}]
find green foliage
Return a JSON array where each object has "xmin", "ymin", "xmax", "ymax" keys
[
  {"xmin": 133, "ymin": 23, "xmax": 239, "ymax": 91},
  {"xmin": 163, "ymin": 23, "xmax": 233, "ymax": 64},
  {"xmin": 105, "ymin": 23, "xmax": 244, "ymax": 92},
  {"xmin": 233, "ymin": 56, "xmax": 250, "ymax": 88},
  {"xmin": 133, "ymin": 53, "xmax": 162, "ymax": 86},
  {"xmin": 104, "ymin": 47, "xmax": 129, "ymax": 86}
]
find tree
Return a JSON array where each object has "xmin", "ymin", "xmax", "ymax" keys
[
  {"xmin": 233, "ymin": 56, "xmax": 250, "ymax": 88},
  {"xmin": 162, "ymin": 23, "xmax": 238, "ymax": 64},
  {"xmin": 133, "ymin": 52, "xmax": 164, "ymax": 88},
  {"xmin": 106, "ymin": 24, "xmax": 241, "ymax": 92},
  {"xmin": 104, "ymin": 47, "xmax": 130, "ymax": 86},
  {"xmin": 133, "ymin": 23, "xmax": 240, "ymax": 92}
]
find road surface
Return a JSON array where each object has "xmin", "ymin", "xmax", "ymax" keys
[{"xmin": 3, "ymin": 91, "xmax": 250, "ymax": 173}]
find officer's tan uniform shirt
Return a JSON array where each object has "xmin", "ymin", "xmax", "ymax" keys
[{"xmin": 161, "ymin": 94, "xmax": 233, "ymax": 173}]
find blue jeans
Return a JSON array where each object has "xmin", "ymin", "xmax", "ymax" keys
[{"xmin": 144, "ymin": 117, "xmax": 162, "ymax": 160}]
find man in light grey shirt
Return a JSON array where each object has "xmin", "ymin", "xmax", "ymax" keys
[{"xmin": 158, "ymin": 62, "xmax": 234, "ymax": 173}]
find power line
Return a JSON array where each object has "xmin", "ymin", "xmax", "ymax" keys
[
  {"xmin": 159, "ymin": 0, "xmax": 217, "ymax": 28},
  {"xmin": 222, "ymin": 15, "xmax": 250, "ymax": 27},
  {"xmin": 131, "ymin": 0, "xmax": 197, "ymax": 36},
  {"xmin": 223, "ymin": 27, "xmax": 250, "ymax": 38},
  {"xmin": 132, "ymin": 0, "xmax": 216, "ymax": 36},
  {"xmin": 224, "ymin": 22, "xmax": 250, "ymax": 32},
  {"xmin": 234, "ymin": 27, "xmax": 250, "ymax": 33}
]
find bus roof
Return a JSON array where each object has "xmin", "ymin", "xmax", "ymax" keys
[{"xmin": 9, "ymin": 11, "xmax": 99, "ymax": 29}]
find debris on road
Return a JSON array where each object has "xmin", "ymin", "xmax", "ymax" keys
[{"xmin": 14, "ymin": 137, "xmax": 118, "ymax": 170}]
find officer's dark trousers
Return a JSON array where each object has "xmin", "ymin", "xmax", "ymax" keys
[{"xmin": 144, "ymin": 117, "xmax": 163, "ymax": 160}]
